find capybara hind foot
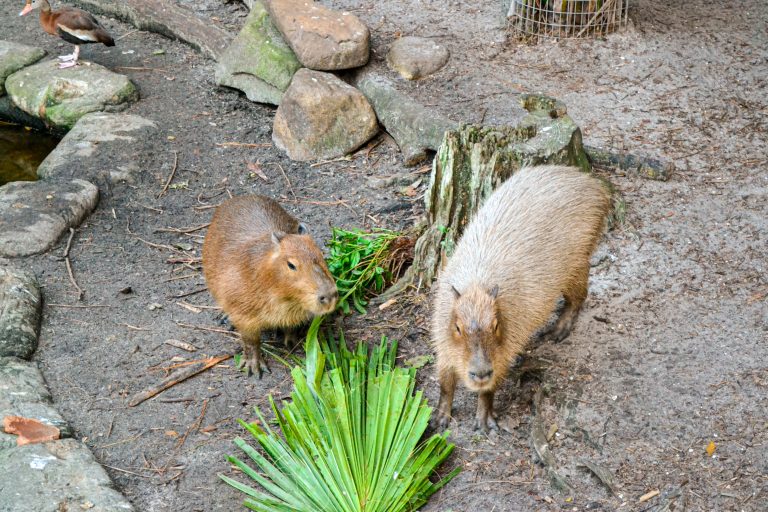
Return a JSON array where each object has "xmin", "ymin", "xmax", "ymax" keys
[{"xmin": 282, "ymin": 328, "xmax": 299, "ymax": 349}]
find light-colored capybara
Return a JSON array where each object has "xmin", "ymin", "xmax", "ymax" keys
[
  {"xmin": 202, "ymin": 195, "xmax": 338, "ymax": 377},
  {"xmin": 431, "ymin": 165, "xmax": 610, "ymax": 431}
]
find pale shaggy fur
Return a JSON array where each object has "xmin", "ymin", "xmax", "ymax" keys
[
  {"xmin": 432, "ymin": 165, "xmax": 610, "ymax": 429},
  {"xmin": 202, "ymin": 195, "xmax": 337, "ymax": 377}
]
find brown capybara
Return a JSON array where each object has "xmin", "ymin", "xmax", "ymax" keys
[
  {"xmin": 202, "ymin": 195, "xmax": 338, "ymax": 377},
  {"xmin": 432, "ymin": 165, "xmax": 610, "ymax": 431}
]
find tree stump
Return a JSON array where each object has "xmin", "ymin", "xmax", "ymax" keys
[{"xmin": 383, "ymin": 94, "xmax": 590, "ymax": 298}]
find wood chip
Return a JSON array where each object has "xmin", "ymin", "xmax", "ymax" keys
[
  {"xmin": 176, "ymin": 302, "xmax": 202, "ymax": 313},
  {"xmin": 378, "ymin": 298, "xmax": 397, "ymax": 310},
  {"xmin": 165, "ymin": 339, "xmax": 198, "ymax": 352},
  {"xmin": 639, "ymin": 489, "xmax": 660, "ymax": 503}
]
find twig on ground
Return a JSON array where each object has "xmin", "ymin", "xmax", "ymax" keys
[
  {"xmin": 155, "ymin": 223, "xmax": 210, "ymax": 234},
  {"xmin": 158, "ymin": 151, "xmax": 179, "ymax": 198},
  {"xmin": 103, "ymin": 464, "xmax": 151, "ymax": 478},
  {"xmin": 215, "ymin": 142, "xmax": 272, "ymax": 148},
  {"xmin": 63, "ymin": 228, "xmax": 84, "ymax": 301},
  {"xmin": 128, "ymin": 354, "xmax": 231, "ymax": 407},
  {"xmin": 169, "ymin": 287, "xmax": 207, "ymax": 299},
  {"xmin": 177, "ymin": 322, "xmax": 239, "ymax": 338},
  {"xmin": 47, "ymin": 303, "xmax": 112, "ymax": 308},
  {"xmin": 117, "ymin": 323, "xmax": 151, "ymax": 331},
  {"xmin": 115, "ymin": 29, "xmax": 138, "ymax": 41},
  {"xmin": 273, "ymin": 163, "xmax": 296, "ymax": 200}
]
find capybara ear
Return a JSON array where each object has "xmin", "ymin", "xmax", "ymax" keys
[
  {"xmin": 271, "ymin": 231, "xmax": 286, "ymax": 246},
  {"xmin": 451, "ymin": 285, "xmax": 461, "ymax": 299},
  {"xmin": 297, "ymin": 223, "xmax": 309, "ymax": 235},
  {"xmin": 488, "ymin": 285, "xmax": 499, "ymax": 299}
]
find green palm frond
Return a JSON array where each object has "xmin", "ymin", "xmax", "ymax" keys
[{"xmin": 221, "ymin": 318, "xmax": 459, "ymax": 511}]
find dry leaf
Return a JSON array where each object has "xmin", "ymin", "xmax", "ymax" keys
[
  {"xmin": 3, "ymin": 415, "xmax": 61, "ymax": 446},
  {"xmin": 247, "ymin": 161, "xmax": 269, "ymax": 181}
]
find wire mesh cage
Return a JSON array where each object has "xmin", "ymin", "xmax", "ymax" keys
[{"xmin": 508, "ymin": 0, "xmax": 629, "ymax": 41}]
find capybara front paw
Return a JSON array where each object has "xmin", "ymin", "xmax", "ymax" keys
[
  {"xmin": 432, "ymin": 410, "xmax": 452, "ymax": 431},
  {"xmin": 238, "ymin": 351, "xmax": 271, "ymax": 379},
  {"xmin": 474, "ymin": 414, "xmax": 499, "ymax": 433}
]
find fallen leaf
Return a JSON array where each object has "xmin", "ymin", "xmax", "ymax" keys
[
  {"xmin": 247, "ymin": 161, "xmax": 269, "ymax": 181},
  {"xmin": 165, "ymin": 430, "xmax": 179, "ymax": 438},
  {"xmin": 404, "ymin": 354, "xmax": 434, "ymax": 369},
  {"xmin": 3, "ymin": 416, "xmax": 61, "ymax": 446},
  {"xmin": 706, "ymin": 440, "xmax": 716, "ymax": 456},
  {"xmin": 547, "ymin": 423, "xmax": 558, "ymax": 442}
]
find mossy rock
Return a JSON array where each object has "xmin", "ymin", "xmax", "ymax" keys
[
  {"xmin": 5, "ymin": 60, "xmax": 137, "ymax": 130},
  {"xmin": 0, "ymin": 41, "xmax": 46, "ymax": 97},
  {"xmin": 215, "ymin": 0, "xmax": 301, "ymax": 105}
]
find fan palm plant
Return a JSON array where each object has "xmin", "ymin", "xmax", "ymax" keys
[{"xmin": 221, "ymin": 318, "xmax": 459, "ymax": 511}]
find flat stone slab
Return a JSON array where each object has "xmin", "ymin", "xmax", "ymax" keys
[
  {"xmin": 38, "ymin": 112, "xmax": 157, "ymax": 185},
  {"xmin": 0, "ymin": 41, "xmax": 46, "ymax": 96},
  {"xmin": 352, "ymin": 70, "xmax": 458, "ymax": 166},
  {"xmin": 5, "ymin": 60, "xmax": 138, "ymax": 130},
  {"xmin": 0, "ymin": 439, "xmax": 135, "ymax": 512},
  {"xmin": 387, "ymin": 36, "xmax": 450, "ymax": 80},
  {"xmin": 0, "ymin": 357, "xmax": 71, "ymax": 437},
  {"xmin": 0, "ymin": 267, "xmax": 41, "ymax": 360},
  {"xmin": 215, "ymin": 1, "xmax": 301, "ymax": 105},
  {"xmin": 0, "ymin": 179, "xmax": 99, "ymax": 258},
  {"xmin": 273, "ymin": 68, "xmax": 378, "ymax": 161},
  {"xmin": 265, "ymin": 0, "xmax": 370, "ymax": 70}
]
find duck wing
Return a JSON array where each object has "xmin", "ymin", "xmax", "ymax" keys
[{"xmin": 54, "ymin": 8, "xmax": 115, "ymax": 46}]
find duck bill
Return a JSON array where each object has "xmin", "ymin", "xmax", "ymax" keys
[{"xmin": 19, "ymin": 4, "xmax": 33, "ymax": 16}]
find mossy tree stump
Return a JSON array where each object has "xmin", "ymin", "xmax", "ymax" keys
[{"xmin": 385, "ymin": 94, "xmax": 591, "ymax": 298}]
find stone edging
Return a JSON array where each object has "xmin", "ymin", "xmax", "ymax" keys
[{"xmin": 0, "ymin": 267, "xmax": 136, "ymax": 511}]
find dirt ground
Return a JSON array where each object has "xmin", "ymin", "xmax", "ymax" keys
[{"xmin": 2, "ymin": 0, "xmax": 766, "ymax": 510}]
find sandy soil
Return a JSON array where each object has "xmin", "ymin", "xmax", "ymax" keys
[{"xmin": 2, "ymin": 0, "xmax": 766, "ymax": 510}]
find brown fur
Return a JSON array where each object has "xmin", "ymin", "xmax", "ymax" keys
[
  {"xmin": 431, "ymin": 165, "xmax": 610, "ymax": 431},
  {"xmin": 202, "ymin": 195, "xmax": 337, "ymax": 377}
]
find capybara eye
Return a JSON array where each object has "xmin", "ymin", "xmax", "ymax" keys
[{"xmin": 287, "ymin": 261, "xmax": 297, "ymax": 271}]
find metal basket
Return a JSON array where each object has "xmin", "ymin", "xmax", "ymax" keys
[{"xmin": 508, "ymin": 0, "xmax": 629, "ymax": 41}]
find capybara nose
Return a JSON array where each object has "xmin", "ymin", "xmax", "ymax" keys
[
  {"xmin": 319, "ymin": 290, "xmax": 338, "ymax": 305},
  {"xmin": 469, "ymin": 369, "xmax": 493, "ymax": 383}
]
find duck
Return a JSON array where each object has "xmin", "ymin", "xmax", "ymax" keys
[{"xmin": 19, "ymin": 0, "xmax": 115, "ymax": 69}]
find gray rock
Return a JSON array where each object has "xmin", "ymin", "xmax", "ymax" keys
[
  {"xmin": 5, "ymin": 60, "xmax": 138, "ymax": 130},
  {"xmin": 386, "ymin": 36, "xmax": 450, "ymax": 80},
  {"xmin": 0, "ymin": 41, "xmax": 46, "ymax": 96},
  {"xmin": 0, "ymin": 179, "xmax": 98, "ymax": 258},
  {"xmin": 0, "ymin": 439, "xmax": 135, "ymax": 512},
  {"xmin": 265, "ymin": 0, "xmax": 370, "ymax": 71},
  {"xmin": 0, "ymin": 96, "xmax": 49, "ymax": 133},
  {"xmin": 273, "ymin": 69, "xmax": 378, "ymax": 161},
  {"xmin": 0, "ymin": 357, "xmax": 71, "ymax": 437},
  {"xmin": 0, "ymin": 267, "xmax": 41, "ymax": 360},
  {"xmin": 37, "ymin": 112, "xmax": 157, "ymax": 185},
  {"xmin": 352, "ymin": 70, "xmax": 458, "ymax": 166},
  {"xmin": 215, "ymin": 1, "xmax": 301, "ymax": 105}
]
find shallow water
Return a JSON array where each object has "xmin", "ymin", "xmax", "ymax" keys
[{"xmin": 0, "ymin": 122, "xmax": 60, "ymax": 186}]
